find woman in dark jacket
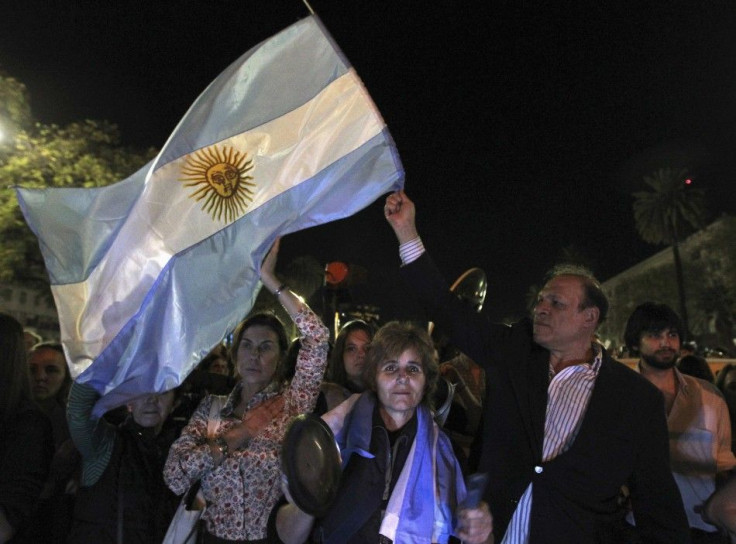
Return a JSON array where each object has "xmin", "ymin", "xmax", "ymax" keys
[
  {"xmin": 276, "ymin": 322, "xmax": 492, "ymax": 544},
  {"xmin": 0, "ymin": 313, "xmax": 53, "ymax": 543}
]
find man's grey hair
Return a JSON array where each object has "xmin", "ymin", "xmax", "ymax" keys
[{"xmin": 542, "ymin": 264, "xmax": 609, "ymax": 324}]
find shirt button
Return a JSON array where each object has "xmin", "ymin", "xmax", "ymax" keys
[{"xmin": 534, "ymin": 466, "xmax": 543, "ymax": 474}]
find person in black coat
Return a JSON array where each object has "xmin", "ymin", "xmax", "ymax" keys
[
  {"xmin": 0, "ymin": 313, "xmax": 53, "ymax": 543},
  {"xmin": 383, "ymin": 190, "xmax": 689, "ymax": 544}
]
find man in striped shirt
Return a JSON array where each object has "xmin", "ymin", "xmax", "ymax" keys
[{"xmin": 384, "ymin": 190, "xmax": 689, "ymax": 543}]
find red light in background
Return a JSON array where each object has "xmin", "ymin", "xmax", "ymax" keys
[
  {"xmin": 685, "ymin": 178, "xmax": 692, "ymax": 185},
  {"xmin": 325, "ymin": 261, "xmax": 349, "ymax": 285}
]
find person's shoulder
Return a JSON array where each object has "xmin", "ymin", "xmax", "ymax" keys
[
  {"xmin": 682, "ymin": 372, "xmax": 729, "ymax": 403},
  {"xmin": 320, "ymin": 382, "xmax": 351, "ymax": 411},
  {"xmin": 601, "ymin": 354, "xmax": 637, "ymax": 378},
  {"xmin": 680, "ymin": 371, "xmax": 718, "ymax": 392},
  {"xmin": 601, "ymin": 355, "xmax": 662, "ymax": 398}
]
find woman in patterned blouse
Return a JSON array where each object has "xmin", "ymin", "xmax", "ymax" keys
[{"xmin": 164, "ymin": 239, "xmax": 330, "ymax": 543}]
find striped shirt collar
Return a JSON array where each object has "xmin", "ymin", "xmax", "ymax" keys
[{"xmin": 548, "ymin": 342, "xmax": 603, "ymax": 379}]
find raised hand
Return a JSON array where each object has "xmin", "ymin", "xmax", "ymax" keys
[
  {"xmin": 384, "ymin": 189, "xmax": 419, "ymax": 244},
  {"xmin": 260, "ymin": 237, "xmax": 281, "ymax": 292}
]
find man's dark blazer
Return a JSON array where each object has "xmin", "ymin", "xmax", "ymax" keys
[{"xmin": 401, "ymin": 253, "xmax": 690, "ymax": 543}]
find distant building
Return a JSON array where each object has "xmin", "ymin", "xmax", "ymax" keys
[
  {"xmin": 0, "ymin": 284, "xmax": 59, "ymax": 342},
  {"xmin": 600, "ymin": 215, "xmax": 736, "ymax": 355}
]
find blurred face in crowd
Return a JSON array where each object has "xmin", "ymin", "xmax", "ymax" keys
[
  {"xmin": 127, "ymin": 391, "xmax": 176, "ymax": 429},
  {"xmin": 532, "ymin": 275, "xmax": 597, "ymax": 353},
  {"xmin": 638, "ymin": 328, "xmax": 680, "ymax": 370},
  {"xmin": 376, "ymin": 348, "xmax": 426, "ymax": 425},
  {"xmin": 236, "ymin": 325, "xmax": 281, "ymax": 390},
  {"xmin": 29, "ymin": 347, "xmax": 67, "ymax": 402},
  {"xmin": 343, "ymin": 329, "xmax": 370, "ymax": 385},
  {"xmin": 208, "ymin": 356, "xmax": 229, "ymax": 376}
]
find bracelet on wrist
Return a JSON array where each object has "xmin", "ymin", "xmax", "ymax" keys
[{"xmin": 274, "ymin": 283, "xmax": 288, "ymax": 297}]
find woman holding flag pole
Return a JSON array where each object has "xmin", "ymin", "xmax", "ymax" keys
[{"xmin": 164, "ymin": 237, "xmax": 330, "ymax": 543}]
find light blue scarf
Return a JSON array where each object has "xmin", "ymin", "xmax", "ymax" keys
[{"xmin": 332, "ymin": 392, "xmax": 467, "ymax": 543}]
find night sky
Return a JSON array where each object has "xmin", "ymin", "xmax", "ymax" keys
[{"xmin": 2, "ymin": 1, "xmax": 736, "ymax": 322}]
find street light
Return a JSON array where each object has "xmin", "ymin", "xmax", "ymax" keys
[
  {"xmin": 0, "ymin": 116, "xmax": 9, "ymax": 144},
  {"xmin": 0, "ymin": 118, "xmax": 14, "ymax": 147}
]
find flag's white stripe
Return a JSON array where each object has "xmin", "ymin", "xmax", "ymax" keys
[
  {"xmin": 52, "ymin": 69, "xmax": 383, "ymax": 366},
  {"xmin": 147, "ymin": 70, "xmax": 380, "ymax": 241}
]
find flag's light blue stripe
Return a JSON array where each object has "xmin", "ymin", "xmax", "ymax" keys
[
  {"xmin": 15, "ymin": 162, "xmax": 150, "ymax": 286},
  {"xmin": 83, "ymin": 132, "xmax": 403, "ymax": 415},
  {"xmin": 157, "ymin": 16, "xmax": 348, "ymax": 167}
]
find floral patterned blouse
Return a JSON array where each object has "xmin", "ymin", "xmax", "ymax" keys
[{"xmin": 164, "ymin": 306, "xmax": 329, "ymax": 541}]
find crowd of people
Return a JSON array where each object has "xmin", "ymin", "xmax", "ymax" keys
[{"xmin": 1, "ymin": 189, "xmax": 736, "ymax": 543}]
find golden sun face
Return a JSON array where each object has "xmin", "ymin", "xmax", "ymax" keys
[{"xmin": 180, "ymin": 145, "xmax": 255, "ymax": 222}]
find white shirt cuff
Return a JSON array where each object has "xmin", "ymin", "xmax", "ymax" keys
[{"xmin": 399, "ymin": 237, "xmax": 425, "ymax": 266}]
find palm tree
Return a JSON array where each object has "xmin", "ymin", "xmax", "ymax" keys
[{"xmin": 633, "ymin": 167, "xmax": 706, "ymax": 336}]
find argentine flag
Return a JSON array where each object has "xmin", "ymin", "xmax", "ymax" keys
[{"xmin": 16, "ymin": 15, "xmax": 404, "ymax": 416}]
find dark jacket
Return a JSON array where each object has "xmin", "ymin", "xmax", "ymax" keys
[
  {"xmin": 401, "ymin": 252, "xmax": 690, "ymax": 543},
  {"xmin": 317, "ymin": 405, "xmax": 417, "ymax": 543},
  {"xmin": 67, "ymin": 382, "xmax": 179, "ymax": 544},
  {"xmin": 18, "ymin": 399, "xmax": 80, "ymax": 544},
  {"xmin": 0, "ymin": 400, "xmax": 53, "ymax": 541},
  {"xmin": 68, "ymin": 418, "xmax": 179, "ymax": 543}
]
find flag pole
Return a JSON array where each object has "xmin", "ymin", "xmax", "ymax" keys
[{"xmin": 302, "ymin": 0, "xmax": 315, "ymax": 15}]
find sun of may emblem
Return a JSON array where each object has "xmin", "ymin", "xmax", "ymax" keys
[{"xmin": 180, "ymin": 145, "xmax": 256, "ymax": 222}]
